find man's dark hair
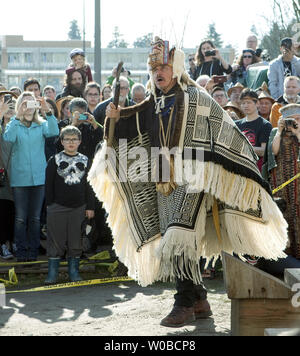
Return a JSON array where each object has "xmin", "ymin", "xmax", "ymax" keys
[
  {"xmin": 64, "ymin": 69, "xmax": 87, "ymax": 97},
  {"xmin": 69, "ymin": 97, "xmax": 88, "ymax": 113},
  {"xmin": 65, "ymin": 69, "xmax": 86, "ymax": 88},
  {"xmin": 240, "ymin": 88, "xmax": 259, "ymax": 102},
  {"xmin": 24, "ymin": 78, "xmax": 41, "ymax": 91},
  {"xmin": 84, "ymin": 82, "xmax": 101, "ymax": 97},
  {"xmin": 281, "ymin": 37, "xmax": 293, "ymax": 50},
  {"xmin": 211, "ymin": 86, "xmax": 226, "ymax": 97}
]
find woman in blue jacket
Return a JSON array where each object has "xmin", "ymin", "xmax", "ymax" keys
[{"xmin": 3, "ymin": 92, "xmax": 59, "ymax": 262}]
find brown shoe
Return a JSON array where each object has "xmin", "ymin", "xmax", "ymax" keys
[
  {"xmin": 194, "ymin": 299, "xmax": 213, "ymax": 319},
  {"xmin": 160, "ymin": 306, "xmax": 196, "ymax": 328}
]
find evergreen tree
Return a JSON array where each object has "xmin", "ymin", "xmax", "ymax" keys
[
  {"xmin": 133, "ymin": 33, "xmax": 153, "ymax": 48},
  {"xmin": 68, "ymin": 20, "xmax": 82, "ymax": 40},
  {"xmin": 261, "ymin": 20, "xmax": 296, "ymax": 60},
  {"xmin": 107, "ymin": 27, "xmax": 129, "ymax": 48},
  {"xmin": 205, "ymin": 23, "xmax": 223, "ymax": 48}
]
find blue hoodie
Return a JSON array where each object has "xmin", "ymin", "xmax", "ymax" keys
[{"xmin": 3, "ymin": 115, "xmax": 59, "ymax": 187}]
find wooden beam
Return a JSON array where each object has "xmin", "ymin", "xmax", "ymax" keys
[{"xmin": 222, "ymin": 252, "xmax": 292, "ymax": 300}]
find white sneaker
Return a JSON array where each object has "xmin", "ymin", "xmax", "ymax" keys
[{"xmin": 0, "ymin": 244, "xmax": 14, "ymax": 260}]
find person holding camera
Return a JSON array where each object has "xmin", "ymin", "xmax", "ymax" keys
[
  {"xmin": 56, "ymin": 98, "xmax": 102, "ymax": 160},
  {"xmin": 263, "ymin": 104, "xmax": 300, "ymax": 262},
  {"xmin": 192, "ymin": 40, "xmax": 232, "ymax": 84},
  {"xmin": 230, "ymin": 49, "xmax": 260, "ymax": 86},
  {"xmin": 268, "ymin": 38, "xmax": 300, "ymax": 100},
  {"xmin": 3, "ymin": 92, "xmax": 59, "ymax": 262},
  {"xmin": 270, "ymin": 76, "xmax": 300, "ymax": 128}
]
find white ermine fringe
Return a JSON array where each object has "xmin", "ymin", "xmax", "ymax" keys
[{"xmin": 88, "ymin": 142, "xmax": 161, "ymax": 287}]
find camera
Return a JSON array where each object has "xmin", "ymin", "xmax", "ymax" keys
[
  {"xmin": 79, "ymin": 114, "xmax": 88, "ymax": 121},
  {"xmin": 204, "ymin": 50, "xmax": 216, "ymax": 57},
  {"xmin": 26, "ymin": 101, "xmax": 40, "ymax": 109},
  {"xmin": 213, "ymin": 76, "xmax": 227, "ymax": 84},
  {"xmin": 285, "ymin": 118, "xmax": 297, "ymax": 129}
]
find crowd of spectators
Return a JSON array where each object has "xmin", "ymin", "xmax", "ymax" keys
[{"xmin": 1, "ymin": 33, "xmax": 300, "ymax": 282}]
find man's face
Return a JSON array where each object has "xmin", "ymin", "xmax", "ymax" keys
[
  {"xmin": 26, "ymin": 84, "xmax": 41, "ymax": 98},
  {"xmin": 44, "ymin": 88, "xmax": 56, "ymax": 101},
  {"xmin": 241, "ymin": 98, "xmax": 258, "ymax": 116},
  {"xmin": 258, "ymin": 99, "xmax": 273, "ymax": 116},
  {"xmin": 103, "ymin": 87, "xmax": 112, "ymax": 101},
  {"xmin": 247, "ymin": 36, "xmax": 258, "ymax": 50},
  {"xmin": 230, "ymin": 88, "xmax": 243, "ymax": 103},
  {"xmin": 285, "ymin": 79, "xmax": 300, "ymax": 99},
  {"xmin": 113, "ymin": 80, "xmax": 129, "ymax": 104},
  {"xmin": 212, "ymin": 90, "xmax": 228, "ymax": 108},
  {"xmin": 133, "ymin": 90, "xmax": 146, "ymax": 104},
  {"xmin": 71, "ymin": 72, "xmax": 83, "ymax": 88},
  {"xmin": 153, "ymin": 65, "xmax": 176, "ymax": 93}
]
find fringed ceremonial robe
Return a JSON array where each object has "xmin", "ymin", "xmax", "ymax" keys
[{"xmin": 89, "ymin": 85, "xmax": 288, "ymax": 287}]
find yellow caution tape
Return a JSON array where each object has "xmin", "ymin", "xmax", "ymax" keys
[
  {"xmin": 272, "ymin": 173, "xmax": 300, "ymax": 195},
  {"xmin": 0, "ymin": 251, "xmax": 112, "ymax": 268},
  {"xmin": 0, "ymin": 268, "xmax": 18, "ymax": 288},
  {"xmin": 6, "ymin": 276, "xmax": 133, "ymax": 294}
]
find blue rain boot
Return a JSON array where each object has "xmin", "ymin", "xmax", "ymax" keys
[
  {"xmin": 68, "ymin": 257, "xmax": 83, "ymax": 282},
  {"xmin": 45, "ymin": 258, "xmax": 60, "ymax": 285}
]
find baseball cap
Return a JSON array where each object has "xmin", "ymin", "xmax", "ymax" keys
[{"xmin": 70, "ymin": 48, "xmax": 85, "ymax": 59}]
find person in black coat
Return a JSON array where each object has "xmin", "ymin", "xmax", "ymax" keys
[{"xmin": 192, "ymin": 40, "xmax": 232, "ymax": 81}]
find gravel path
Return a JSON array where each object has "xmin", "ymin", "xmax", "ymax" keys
[{"xmin": 0, "ymin": 277, "xmax": 231, "ymax": 336}]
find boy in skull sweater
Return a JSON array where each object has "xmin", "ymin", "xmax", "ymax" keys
[{"xmin": 45, "ymin": 126, "xmax": 95, "ymax": 285}]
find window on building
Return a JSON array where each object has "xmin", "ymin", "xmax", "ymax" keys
[
  {"xmin": 41, "ymin": 53, "xmax": 54, "ymax": 63},
  {"xmin": 8, "ymin": 53, "xmax": 20, "ymax": 64},
  {"xmin": 24, "ymin": 53, "xmax": 33, "ymax": 64}
]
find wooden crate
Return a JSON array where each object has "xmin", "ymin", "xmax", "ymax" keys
[{"xmin": 222, "ymin": 252, "xmax": 300, "ymax": 336}]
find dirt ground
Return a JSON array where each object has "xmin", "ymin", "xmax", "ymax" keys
[{"xmin": 0, "ymin": 276, "xmax": 231, "ymax": 336}]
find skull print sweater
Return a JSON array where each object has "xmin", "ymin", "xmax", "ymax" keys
[{"xmin": 45, "ymin": 151, "xmax": 95, "ymax": 210}]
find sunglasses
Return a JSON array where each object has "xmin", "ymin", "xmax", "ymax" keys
[{"xmin": 243, "ymin": 55, "xmax": 253, "ymax": 59}]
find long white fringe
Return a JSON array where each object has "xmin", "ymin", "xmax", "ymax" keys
[
  {"xmin": 89, "ymin": 144, "xmax": 288, "ymax": 287},
  {"xmin": 88, "ymin": 142, "xmax": 161, "ymax": 287}
]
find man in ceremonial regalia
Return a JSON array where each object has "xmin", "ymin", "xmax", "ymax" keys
[{"xmin": 89, "ymin": 37, "xmax": 288, "ymax": 328}]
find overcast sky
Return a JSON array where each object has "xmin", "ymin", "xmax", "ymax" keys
[{"xmin": 0, "ymin": 0, "xmax": 284, "ymax": 51}]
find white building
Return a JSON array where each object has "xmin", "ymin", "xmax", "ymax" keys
[{"xmin": 0, "ymin": 35, "xmax": 235, "ymax": 92}]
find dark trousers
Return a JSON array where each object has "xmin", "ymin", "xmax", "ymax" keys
[
  {"xmin": 13, "ymin": 186, "xmax": 45, "ymax": 260},
  {"xmin": 0, "ymin": 199, "xmax": 15, "ymax": 245},
  {"xmin": 47, "ymin": 203, "xmax": 85, "ymax": 259},
  {"xmin": 174, "ymin": 278, "xmax": 208, "ymax": 308},
  {"xmin": 258, "ymin": 255, "xmax": 300, "ymax": 276}
]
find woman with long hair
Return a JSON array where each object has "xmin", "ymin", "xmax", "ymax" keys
[
  {"xmin": 3, "ymin": 92, "xmax": 59, "ymax": 262},
  {"xmin": 193, "ymin": 40, "xmax": 232, "ymax": 81}
]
